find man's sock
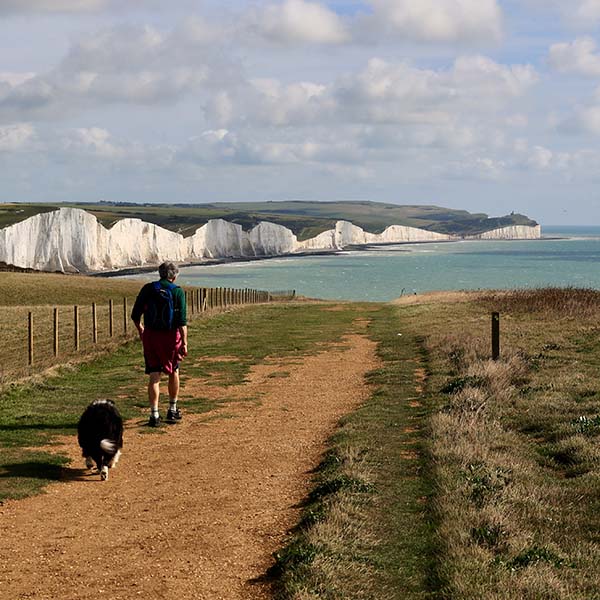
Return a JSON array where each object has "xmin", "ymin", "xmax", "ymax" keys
[
  {"xmin": 169, "ymin": 398, "xmax": 178, "ymax": 412},
  {"xmin": 151, "ymin": 407, "xmax": 160, "ymax": 419}
]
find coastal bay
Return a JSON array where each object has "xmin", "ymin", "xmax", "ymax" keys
[{"xmin": 121, "ymin": 227, "xmax": 600, "ymax": 302}]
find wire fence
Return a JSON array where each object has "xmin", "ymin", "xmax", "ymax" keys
[{"xmin": 0, "ymin": 286, "xmax": 295, "ymax": 384}]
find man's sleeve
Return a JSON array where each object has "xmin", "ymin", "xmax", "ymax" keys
[
  {"xmin": 175, "ymin": 287, "xmax": 187, "ymax": 327},
  {"xmin": 131, "ymin": 285, "xmax": 148, "ymax": 323}
]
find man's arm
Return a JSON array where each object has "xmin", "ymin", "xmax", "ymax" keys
[
  {"xmin": 130, "ymin": 285, "xmax": 148, "ymax": 341},
  {"xmin": 179, "ymin": 325, "xmax": 188, "ymax": 357}
]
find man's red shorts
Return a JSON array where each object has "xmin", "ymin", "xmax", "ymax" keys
[{"xmin": 142, "ymin": 328, "xmax": 184, "ymax": 375}]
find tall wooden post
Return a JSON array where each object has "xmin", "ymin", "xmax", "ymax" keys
[
  {"xmin": 109, "ymin": 299, "xmax": 114, "ymax": 337},
  {"xmin": 92, "ymin": 302, "xmax": 98, "ymax": 344},
  {"xmin": 74, "ymin": 305, "xmax": 79, "ymax": 351},
  {"xmin": 28, "ymin": 312, "xmax": 33, "ymax": 366},
  {"xmin": 53, "ymin": 307, "xmax": 59, "ymax": 357},
  {"xmin": 492, "ymin": 312, "xmax": 500, "ymax": 361}
]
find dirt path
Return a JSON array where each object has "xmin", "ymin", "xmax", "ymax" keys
[{"xmin": 0, "ymin": 332, "xmax": 378, "ymax": 600}]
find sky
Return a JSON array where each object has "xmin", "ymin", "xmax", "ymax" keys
[{"xmin": 2, "ymin": 1, "xmax": 600, "ymax": 225}]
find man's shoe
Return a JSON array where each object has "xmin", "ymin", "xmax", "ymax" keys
[
  {"xmin": 148, "ymin": 415, "xmax": 161, "ymax": 427},
  {"xmin": 166, "ymin": 408, "xmax": 182, "ymax": 424}
]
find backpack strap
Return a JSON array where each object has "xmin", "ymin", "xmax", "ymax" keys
[{"xmin": 153, "ymin": 281, "xmax": 178, "ymax": 291}]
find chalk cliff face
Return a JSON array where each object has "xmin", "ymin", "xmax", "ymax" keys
[
  {"xmin": 248, "ymin": 221, "xmax": 297, "ymax": 256},
  {"xmin": 187, "ymin": 219, "xmax": 253, "ymax": 259},
  {"xmin": 0, "ymin": 208, "xmax": 542, "ymax": 273},
  {"xmin": 470, "ymin": 225, "xmax": 542, "ymax": 240},
  {"xmin": 0, "ymin": 209, "xmax": 106, "ymax": 272},
  {"xmin": 297, "ymin": 220, "xmax": 452, "ymax": 249}
]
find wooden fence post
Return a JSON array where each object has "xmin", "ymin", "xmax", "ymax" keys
[
  {"xmin": 53, "ymin": 307, "xmax": 59, "ymax": 357},
  {"xmin": 123, "ymin": 298, "xmax": 128, "ymax": 335},
  {"xmin": 92, "ymin": 302, "xmax": 97, "ymax": 344},
  {"xmin": 492, "ymin": 312, "xmax": 500, "ymax": 361},
  {"xmin": 28, "ymin": 312, "xmax": 33, "ymax": 366},
  {"xmin": 109, "ymin": 299, "xmax": 114, "ymax": 337},
  {"xmin": 74, "ymin": 305, "xmax": 79, "ymax": 351}
]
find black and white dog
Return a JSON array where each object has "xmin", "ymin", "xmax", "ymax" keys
[{"xmin": 77, "ymin": 400, "xmax": 123, "ymax": 481}]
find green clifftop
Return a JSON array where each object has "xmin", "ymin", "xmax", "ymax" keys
[{"xmin": 0, "ymin": 200, "xmax": 538, "ymax": 241}]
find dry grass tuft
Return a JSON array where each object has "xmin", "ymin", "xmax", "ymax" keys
[{"xmin": 479, "ymin": 286, "xmax": 600, "ymax": 318}]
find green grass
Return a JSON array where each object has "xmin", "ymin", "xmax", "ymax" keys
[{"xmin": 183, "ymin": 304, "xmax": 370, "ymax": 386}]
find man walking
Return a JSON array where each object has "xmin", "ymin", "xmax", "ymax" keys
[{"xmin": 131, "ymin": 262, "xmax": 188, "ymax": 427}]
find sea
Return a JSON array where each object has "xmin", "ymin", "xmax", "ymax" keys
[{"xmin": 127, "ymin": 226, "xmax": 600, "ymax": 303}]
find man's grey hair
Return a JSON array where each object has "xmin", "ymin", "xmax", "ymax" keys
[{"xmin": 158, "ymin": 261, "xmax": 179, "ymax": 280}]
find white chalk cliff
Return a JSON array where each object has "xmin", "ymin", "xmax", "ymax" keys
[
  {"xmin": 469, "ymin": 225, "xmax": 542, "ymax": 240},
  {"xmin": 0, "ymin": 208, "xmax": 541, "ymax": 273}
]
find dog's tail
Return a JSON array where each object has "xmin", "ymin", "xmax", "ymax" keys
[{"xmin": 100, "ymin": 439, "xmax": 118, "ymax": 455}]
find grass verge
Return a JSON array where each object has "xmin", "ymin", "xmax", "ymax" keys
[
  {"xmin": 270, "ymin": 304, "xmax": 438, "ymax": 600},
  {"xmin": 402, "ymin": 288, "xmax": 600, "ymax": 599}
]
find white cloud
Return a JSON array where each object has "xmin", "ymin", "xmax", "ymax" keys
[
  {"xmin": 549, "ymin": 37, "xmax": 600, "ymax": 77},
  {"xmin": 217, "ymin": 56, "xmax": 537, "ymax": 130},
  {"xmin": 65, "ymin": 127, "xmax": 125, "ymax": 159},
  {"xmin": 330, "ymin": 56, "xmax": 537, "ymax": 126},
  {"xmin": 57, "ymin": 126, "xmax": 175, "ymax": 169},
  {"xmin": 0, "ymin": 21, "xmax": 232, "ymax": 122},
  {"xmin": 555, "ymin": 84, "xmax": 600, "ymax": 135},
  {"xmin": 366, "ymin": 0, "xmax": 503, "ymax": 43},
  {"xmin": 574, "ymin": 105, "xmax": 600, "ymax": 134},
  {"xmin": 250, "ymin": 0, "xmax": 349, "ymax": 45},
  {"xmin": 248, "ymin": 79, "xmax": 330, "ymax": 125},
  {"xmin": 444, "ymin": 156, "xmax": 506, "ymax": 181},
  {"xmin": 527, "ymin": 145, "xmax": 554, "ymax": 169},
  {"xmin": 563, "ymin": 0, "xmax": 600, "ymax": 27},
  {"xmin": 0, "ymin": 123, "xmax": 36, "ymax": 151},
  {"xmin": 0, "ymin": 72, "xmax": 37, "ymax": 87}
]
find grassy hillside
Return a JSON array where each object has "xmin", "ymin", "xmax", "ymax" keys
[
  {"xmin": 0, "ymin": 272, "xmax": 141, "ymax": 306},
  {"xmin": 0, "ymin": 200, "xmax": 538, "ymax": 240}
]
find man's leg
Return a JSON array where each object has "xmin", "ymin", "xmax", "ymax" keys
[
  {"xmin": 148, "ymin": 372, "xmax": 161, "ymax": 426},
  {"xmin": 166, "ymin": 369, "xmax": 182, "ymax": 422}
]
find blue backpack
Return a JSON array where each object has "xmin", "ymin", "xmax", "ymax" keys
[{"xmin": 145, "ymin": 281, "xmax": 178, "ymax": 330}]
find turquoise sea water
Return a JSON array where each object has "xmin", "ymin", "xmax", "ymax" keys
[{"xmin": 129, "ymin": 226, "xmax": 600, "ymax": 302}]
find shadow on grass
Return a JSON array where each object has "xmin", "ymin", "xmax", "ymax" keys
[{"xmin": 0, "ymin": 422, "xmax": 77, "ymax": 431}]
